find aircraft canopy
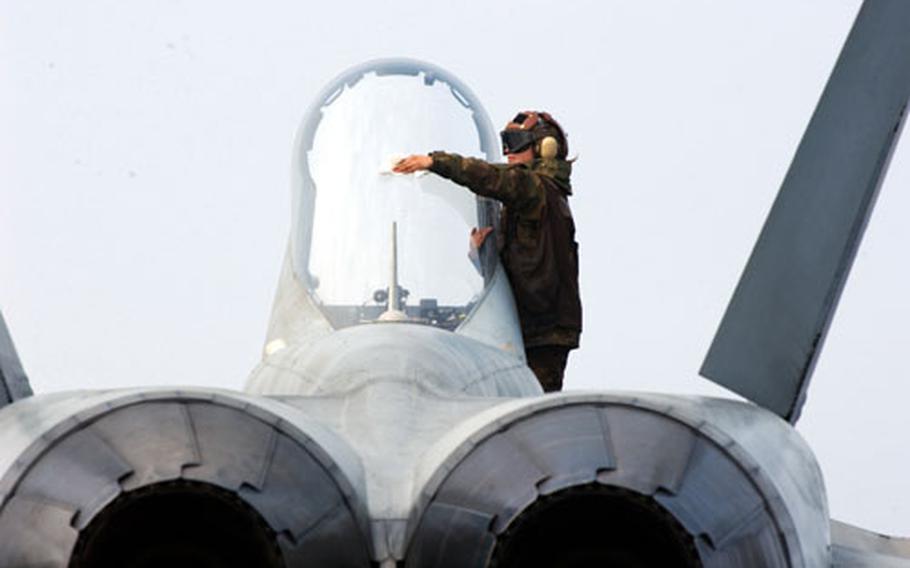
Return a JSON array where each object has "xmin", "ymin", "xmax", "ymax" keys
[{"xmin": 291, "ymin": 62, "xmax": 501, "ymax": 330}]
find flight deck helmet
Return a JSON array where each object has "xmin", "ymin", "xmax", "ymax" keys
[{"xmin": 500, "ymin": 111, "xmax": 568, "ymax": 159}]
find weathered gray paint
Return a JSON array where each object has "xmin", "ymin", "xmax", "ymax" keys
[
  {"xmin": 2, "ymin": 42, "xmax": 910, "ymax": 566},
  {"xmin": 408, "ymin": 393, "xmax": 828, "ymax": 567},
  {"xmin": 701, "ymin": 0, "xmax": 910, "ymax": 422},
  {"xmin": 263, "ymin": 246, "xmax": 335, "ymax": 354},
  {"xmin": 454, "ymin": 261, "xmax": 526, "ymax": 360},
  {"xmin": 0, "ymin": 384, "xmax": 833, "ymax": 566},
  {"xmin": 0, "ymin": 389, "xmax": 372, "ymax": 565},
  {"xmin": 248, "ymin": 323, "xmax": 538, "ymax": 399},
  {"xmin": 831, "ymin": 520, "xmax": 910, "ymax": 567},
  {"xmin": 0, "ymin": 310, "xmax": 33, "ymax": 407}
]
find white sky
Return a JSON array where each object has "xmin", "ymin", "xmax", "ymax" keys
[{"xmin": 3, "ymin": 0, "xmax": 908, "ymax": 536}]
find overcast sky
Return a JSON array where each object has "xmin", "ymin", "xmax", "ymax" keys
[{"xmin": 3, "ymin": 0, "xmax": 908, "ymax": 536}]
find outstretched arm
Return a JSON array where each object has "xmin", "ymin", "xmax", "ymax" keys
[{"xmin": 394, "ymin": 152, "xmax": 541, "ymax": 211}]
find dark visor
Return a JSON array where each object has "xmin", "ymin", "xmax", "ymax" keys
[{"xmin": 501, "ymin": 129, "xmax": 535, "ymax": 154}]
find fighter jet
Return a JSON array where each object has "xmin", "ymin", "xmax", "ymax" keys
[{"xmin": 1, "ymin": 1, "xmax": 909, "ymax": 566}]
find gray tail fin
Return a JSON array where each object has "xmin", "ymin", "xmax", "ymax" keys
[
  {"xmin": 700, "ymin": 0, "xmax": 910, "ymax": 423},
  {"xmin": 0, "ymin": 310, "xmax": 34, "ymax": 406},
  {"xmin": 831, "ymin": 520, "xmax": 910, "ymax": 566}
]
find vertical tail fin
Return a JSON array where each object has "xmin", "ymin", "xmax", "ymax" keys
[
  {"xmin": 700, "ymin": 0, "xmax": 910, "ymax": 422},
  {"xmin": 0, "ymin": 310, "xmax": 34, "ymax": 406}
]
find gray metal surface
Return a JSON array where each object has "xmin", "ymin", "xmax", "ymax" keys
[
  {"xmin": 0, "ymin": 389, "xmax": 372, "ymax": 567},
  {"xmin": 248, "ymin": 322, "xmax": 539, "ymax": 398},
  {"xmin": 701, "ymin": 0, "xmax": 910, "ymax": 422},
  {"xmin": 0, "ymin": 311, "xmax": 33, "ymax": 407},
  {"xmin": 248, "ymin": 322, "xmax": 539, "ymax": 563},
  {"xmin": 248, "ymin": 319, "xmax": 831, "ymax": 565},
  {"xmin": 265, "ymin": 240, "xmax": 527, "ymax": 362},
  {"xmin": 263, "ymin": 246, "xmax": 335, "ymax": 356},
  {"xmin": 831, "ymin": 520, "xmax": 910, "ymax": 567},
  {"xmin": 5, "ymin": 40, "xmax": 908, "ymax": 565},
  {"xmin": 278, "ymin": 391, "xmax": 503, "ymax": 561},
  {"xmin": 406, "ymin": 393, "xmax": 829, "ymax": 568},
  {"xmin": 454, "ymin": 260, "xmax": 526, "ymax": 360}
]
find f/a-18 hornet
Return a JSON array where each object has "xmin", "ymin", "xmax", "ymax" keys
[{"xmin": 1, "ymin": 1, "xmax": 909, "ymax": 566}]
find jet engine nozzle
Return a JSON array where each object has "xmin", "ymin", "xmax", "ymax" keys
[
  {"xmin": 0, "ymin": 389, "xmax": 371, "ymax": 568},
  {"xmin": 70, "ymin": 479, "xmax": 283, "ymax": 568},
  {"xmin": 406, "ymin": 393, "xmax": 830, "ymax": 567},
  {"xmin": 491, "ymin": 482, "xmax": 701, "ymax": 567}
]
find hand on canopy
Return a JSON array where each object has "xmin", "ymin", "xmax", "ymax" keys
[{"xmin": 393, "ymin": 155, "xmax": 433, "ymax": 174}]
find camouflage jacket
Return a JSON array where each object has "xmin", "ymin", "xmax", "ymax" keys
[{"xmin": 429, "ymin": 152, "xmax": 582, "ymax": 349}]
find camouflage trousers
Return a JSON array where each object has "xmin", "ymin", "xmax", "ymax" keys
[{"xmin": 525, "ymin": 345, "xmax": 570, "ymax": 392}]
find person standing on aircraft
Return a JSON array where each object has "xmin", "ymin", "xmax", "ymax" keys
[{"xmin": 393, "ymin": 111, "xmax": 582, "ymax": 392}]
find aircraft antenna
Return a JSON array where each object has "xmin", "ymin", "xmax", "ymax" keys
[{"xmin": 379, "ymin": 222, "xmax": 408, "ymax": 322}]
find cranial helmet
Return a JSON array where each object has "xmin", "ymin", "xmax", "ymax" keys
[{"xmin": 500, "ymin": 111, "xmax": 568, "ymax": 159}]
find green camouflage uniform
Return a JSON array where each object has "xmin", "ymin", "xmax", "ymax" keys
[{"xmin": 429, "ymin": 152, "xmax": 582, "ymax": 391}]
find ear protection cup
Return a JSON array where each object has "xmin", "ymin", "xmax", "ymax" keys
[{"xmin": 538, "ymin": 136, "xmax": 559, "ymax": 159}]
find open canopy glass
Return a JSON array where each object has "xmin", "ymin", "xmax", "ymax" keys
[{"xmin": 291, "ymin": 61, "xmax": 501, "ymax": 330}]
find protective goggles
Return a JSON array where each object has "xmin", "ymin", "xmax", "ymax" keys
[{"xmin": 500, "ymin": 129, "xmax": 536, "ymax": 154}]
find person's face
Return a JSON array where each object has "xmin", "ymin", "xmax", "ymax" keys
[
  {"xmin": 507, "ymin": 146, "xmax": 535, "ymax": 164},
  {"xmin": 502, "ymin": 112, "xmax": 538, "ymax": 164}
]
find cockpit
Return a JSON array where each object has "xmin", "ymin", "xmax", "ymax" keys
[{"xmin": 290, "ymin": 60, "xmax": 502, "ymax": 331}]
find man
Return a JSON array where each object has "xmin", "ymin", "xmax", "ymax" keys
[{"xmin": 394, "ymin": 111, "xmax": 582, "ymax": 392}]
